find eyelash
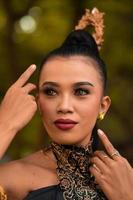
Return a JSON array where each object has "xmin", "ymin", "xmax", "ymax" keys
[
  {"xmin": 74, "ymin": 88, "xmax": 90, "ymax": 96},
  {"xmin": 42, "ymin": 87, "xmax": 90, "ymax": 97},
  {"xmin": 43, "ymin": 87, "xmax": 57, "ymax": 96}
]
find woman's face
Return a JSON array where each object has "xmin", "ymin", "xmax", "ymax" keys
[{"xmin": 38, "ymin": 56, "xmax": 110, "ymax": 147}]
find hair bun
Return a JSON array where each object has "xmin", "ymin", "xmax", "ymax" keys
[{"xmin": 61, "ymin": 30, "xmax": 99, "ymax": 57}]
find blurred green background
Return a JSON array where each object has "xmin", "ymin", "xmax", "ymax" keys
[{"xmin": 0, "ymin": 0, "xmax": 132, "ymax": 163}]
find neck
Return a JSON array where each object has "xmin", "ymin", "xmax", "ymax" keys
[
  {"xmin": 51, "ymin": 141, "xmax": 93, "ymax": 177},
  {"xmin": 50, "ymin": 141, "xmax": 107, "ymax": 199}
]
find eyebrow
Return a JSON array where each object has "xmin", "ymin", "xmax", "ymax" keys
[{"xmin": 41, "ymin": 81, "xmax": 94, "ymax": 88}]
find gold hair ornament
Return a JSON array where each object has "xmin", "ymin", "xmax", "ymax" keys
[{"xmin": 75, "ymin": 8, "xmax": 105, "ymax": 50}]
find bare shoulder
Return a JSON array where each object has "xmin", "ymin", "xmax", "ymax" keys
[
  {"xmin": 0, "ymin": 148, "xmax": 58, "ymax": 200},
  {"xmin": 0, "ymin": 156, "xmax": 32, "ymax": 200}
]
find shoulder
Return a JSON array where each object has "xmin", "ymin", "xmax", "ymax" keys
[
  {"xmin": 0, "ymin": 156, "xmax": 31, "ymax": 199},
  {"xmin": 0, "ymin": 148, "xmax": 58, "ymax": 199}
]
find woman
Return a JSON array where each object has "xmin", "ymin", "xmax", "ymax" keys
[{"xmin": 0, "ymin": 8, "xmax": 133, "ymax": 200}]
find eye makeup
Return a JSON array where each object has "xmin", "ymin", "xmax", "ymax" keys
[
  {"xmin": 74, "ymin": 88, "xmax": 90, "ymax": 96},
  {"xmin": 40, "ymin": 86, "xmax": 58, "ymax": 96},
  {"xmin": 39, "ymin": 81, "xmax": 94, "ymax": 97}
]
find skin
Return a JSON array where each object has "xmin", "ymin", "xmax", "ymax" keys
[
  {"xmin": 0, "ymin": 65, "xmax": 59, "ymax": 199},
  {"xmin": 90, "ymin": 129, "xmax": 133, "ymax": 200},
  {"xmin": 38, "ymin": 56, "xmax": 111, "ymax": 146},
  {"xmin": 0, "ymin": 57, "xmax": 132, "ymax": 200}
]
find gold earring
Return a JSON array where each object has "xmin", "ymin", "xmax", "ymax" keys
[{"xmin": 98, "ymin": 112, "xmax": 105, "ymax": 121}]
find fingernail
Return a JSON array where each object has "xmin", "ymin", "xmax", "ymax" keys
[
  {"xmin": 31, "ymin": 64, "xmax": 36, "ymax": 70},
  {"xmin": 97, "ymin": 129, "xmax": 104, "ymax": 135}
]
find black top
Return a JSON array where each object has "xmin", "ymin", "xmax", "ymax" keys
[{"xmin": 23, "ymin": 184, "xmax": 63, "ymax": 200}]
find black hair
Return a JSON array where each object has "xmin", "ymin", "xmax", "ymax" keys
[
  {"xmin": 40, "ymin": 30, "xmax": 107, "ymax": 93},
  {"xmin": 39, "ymin": 30, "xmax": 108, "ymax": 151}
]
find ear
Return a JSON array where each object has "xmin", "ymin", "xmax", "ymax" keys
[{"xmin": 99, "ymin": 95, "xmax": 111, "ymax": 116}]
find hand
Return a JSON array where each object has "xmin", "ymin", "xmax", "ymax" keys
[
  {"xmin": 90, "ymin": 129, "xmax": 133, "ymax": 200},
  {"xmin": 0, "ymin": 64, "xmax": 37, "ymax": 133}
]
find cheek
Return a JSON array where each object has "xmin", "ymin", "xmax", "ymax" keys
[
  {"xmin": 39, "ymin": 97, "xmax": 55, "ymax": 118},
  {"xmin": 78, "ymin": 97, "xmax": 100, "ymax": 121}
]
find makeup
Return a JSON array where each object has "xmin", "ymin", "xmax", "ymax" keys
[{"xmin": 54, "ymin": 119, "xmax": 78, "ymax": 131}]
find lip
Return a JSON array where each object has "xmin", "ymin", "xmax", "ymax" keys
[
  {"xmin": 54, "ymin": 119, "xmax": 78, "ymax": 130},
  {"xmin": 54, "ymin": 119, "xmax": 78, "ymax": 124}
]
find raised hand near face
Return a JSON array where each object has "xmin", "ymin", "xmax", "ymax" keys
[
  {"xmin": 0, "ymin": 64, "xmax": 37, "ymax": 133},
  {"xmin": 90, "ymin": 129, "xmax": 133, "ymax": 200}
]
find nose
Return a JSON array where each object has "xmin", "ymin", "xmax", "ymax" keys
[{"xmin": 56, "ymin": 95, "xmax": 74, "ymax": 114}]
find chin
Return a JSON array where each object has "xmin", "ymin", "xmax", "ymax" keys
[
  {"xmin": 48, "ymin": 134, "xmax": 90, "ymax": 147},
  {"xmin": 45, "ymin": 124, "xmax": 92, "ymax": 146}
]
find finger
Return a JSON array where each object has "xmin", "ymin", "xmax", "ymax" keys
[
  {"xmin": 89, "ymin": 167, "xmax": 109, "ymax": 196},
  {"xmin": 15, "ymin": 64, "xmax": 36, "ymax": 87},
  {"xmin": 89, "ymin": 166, "xmax": 105, "ymax": 185},
  {"xmin": 92, "ymin": 163, "xmax": 101, "ymax": 173},
  {"xmin": 94, "ymin": 151, "xmax": 112, "ymax": 165},
  {"xmin": 97, "ymin": 129, "xmax": 121, "ymax": 161},
  {"xmin": 28, "ymin": 94, "xmax": 36, "ymax": 101},
  {"xmin": 23, "ymin": 83, "xmax": 37, "ymax": 94},
  {"xmin": 91, "ymin": 156, "xmax": 109, "ymax": 174}
]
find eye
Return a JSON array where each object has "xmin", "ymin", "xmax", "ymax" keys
[
  {"xmin": 42, "ymin": 87, "xmax": 57, "ymax": 96},
  {"xmin": 74, "ymin": 88, "xmax": 90, "ymax": 96}
]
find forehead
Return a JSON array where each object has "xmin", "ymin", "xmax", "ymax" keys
[{"xmin": 39, "ymin": 56, "xmax": 100, "ymax": 85}]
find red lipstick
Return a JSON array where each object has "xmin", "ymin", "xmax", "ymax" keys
[{"xmin": 54, "ymin": 119, "xmax": 78, "ymax": 130}]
